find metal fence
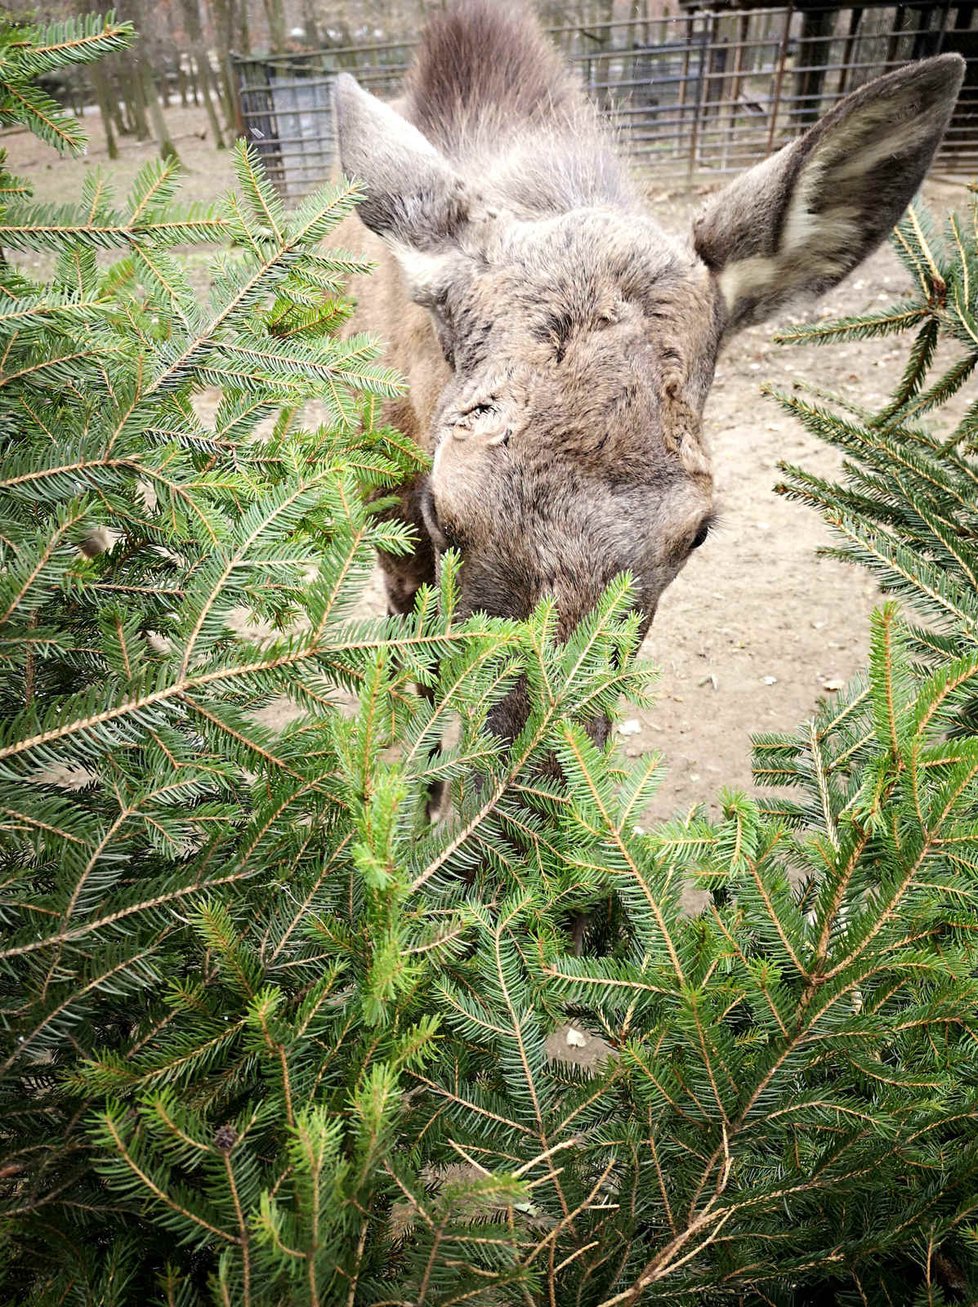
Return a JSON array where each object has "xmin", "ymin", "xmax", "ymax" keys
[{"xmin": 232, "ymin": 3, "xmax": 978, "ymax": 201}]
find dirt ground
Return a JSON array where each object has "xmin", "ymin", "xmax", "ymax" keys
[{"xmin": 7, "ymin": 102, "xmax": 972, "ymax": 822}]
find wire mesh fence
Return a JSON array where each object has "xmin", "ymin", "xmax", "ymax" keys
[{"xmin": 232, "ymin": 3, "xmax": 978, "ymax": 201}]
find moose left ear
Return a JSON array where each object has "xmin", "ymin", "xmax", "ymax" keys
[
  {"xmin": 333, "ymin": 73, "xmax": 471, "ymax": 251},
  {"xmin": 692, "ymin": 54, "xmax": 964, "ymax": 333}
]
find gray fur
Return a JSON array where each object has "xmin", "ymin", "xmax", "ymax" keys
[{"xmin": 334, "ymin": 0, "xmax": 963, "ymax": 740}]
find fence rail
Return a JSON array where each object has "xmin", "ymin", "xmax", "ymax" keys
[{"xmin": 232, "ymin": 3, "xmax": 978, "ymax": 200}]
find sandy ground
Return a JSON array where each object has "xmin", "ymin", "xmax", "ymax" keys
[{"xmin": 6, "ymin": 101, "xmax": 973, "ymax": 826}]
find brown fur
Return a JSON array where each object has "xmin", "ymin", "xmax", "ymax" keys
[
  {"xmin": 334, "ymin": 1, "xmax": 963, "ymax": 740},
  {"xmin": 404, "ymin": 2, "xmax": 582, "ymax": 153}
]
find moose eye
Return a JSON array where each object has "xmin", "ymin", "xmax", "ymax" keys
[
  {"xmin": 465, "ymin": 401, "xmax": 497, "ymax": 420},
  {"xmin": 691, "ymin": 519, "xmax": 712, "ymax": 550},
  {"xmin": 452, "ymin": 400, "xmax": 509, "ymax": 446}
]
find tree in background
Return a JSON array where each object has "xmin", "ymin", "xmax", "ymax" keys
[
  {"xmin": 2, "ymin": 0, "xmax": 679, "ymax": 173},
  {"xmin": 20, "ymin": 0, "xmax": 670, "ymax": 160},
  {"xmin": 178, "ymin": 0, "xmax": 226, "ymax": 146}
]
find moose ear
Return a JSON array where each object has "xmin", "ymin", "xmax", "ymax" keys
[
  {"xmin": 333, "ymin": 73, "xmax": 470, "ymax": 252},
  {"xmin": 692, "ymin": 54, "xmax": 964, "ymax": 333}
]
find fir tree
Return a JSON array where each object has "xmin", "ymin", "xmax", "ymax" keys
[{"xmin": 2, "ymin": 17, "xmax": 978, "ymax": 1306}]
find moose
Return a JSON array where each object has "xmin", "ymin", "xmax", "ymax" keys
[{"xmin": 335, "ymin": 1, "xmax": 963, "ymax": 742}]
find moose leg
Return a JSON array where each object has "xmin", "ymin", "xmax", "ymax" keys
[
  {"xmin": 376, "ymin": 474, "xmax": 436, "ymax": 618},
  {"xmin": 375, "ymin": 475, "xmax": 447, "ymax": 820}
]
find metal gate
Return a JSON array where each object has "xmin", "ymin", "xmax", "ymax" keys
[{"xmin": 232, "ymin": 3, "xmax": 978, "ymax": 202}]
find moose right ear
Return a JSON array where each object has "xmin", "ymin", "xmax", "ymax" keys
[
  {"xmin": 692, "ymin": 54, "xmax": 964, "ymax": 333},
  {"xmin": 333, "ymin": 73, "xmax": 471, "ymax": 252}
]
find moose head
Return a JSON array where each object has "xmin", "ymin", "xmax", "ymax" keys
[{"xmin": 335, "ymin": 1, "xmax": 963, "ymax": 738}]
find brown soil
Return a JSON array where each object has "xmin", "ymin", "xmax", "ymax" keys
[{"xmin": 8, "ymin": 103, "xmax": 972, "ymax": 827}]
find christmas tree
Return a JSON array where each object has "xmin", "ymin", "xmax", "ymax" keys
[{"xmin": 2, "ymin": 16, "xmax": 978, "ymax": 1304}]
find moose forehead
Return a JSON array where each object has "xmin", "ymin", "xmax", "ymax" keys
[
  {"xmin": 427, "ymin": 211, "xmax": 722, "ymax": 464},
  {"xmin": 439, "ymin": 210, "xmax": 720, "ymax": 359}
]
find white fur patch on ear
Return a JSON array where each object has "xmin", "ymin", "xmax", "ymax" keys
[
  {"xmin": 827, "ymin": 111, "xmax": 941, "ymax": 181},
  {"xmin": 716, "ymin": 254, "xmax": 780, "ymax": 315},
  {"xmin": 392, "ymin": 210, "xmax": 500, "ymax": 304},
  {"xmin": 717, "ymin": 154, "xmax": 854, "ymax": 314},
  {"xmin": 393, "ymin": 245, "xmax": 458, "ymax": 302}
]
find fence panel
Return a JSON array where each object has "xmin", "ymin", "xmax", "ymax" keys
[{"xmin": 233, "ymin": 3, "xmax": 978, "ymax": 202}]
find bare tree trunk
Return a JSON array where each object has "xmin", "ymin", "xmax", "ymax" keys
[
  {"xmin": 195, "ymin": 54, "xmax": 227, "ymax": 147},
  {"xmin": 262, "ymin": 0, "xmax": 287, "ymax": 52},
  {"xmin": 109, "ymin": 1, "xmax": 158, "ymax": 141},
  {"xmin": 207, "ymin": 0, "xmax": 239, "ymax": 132},
  {"xmin": 119, "ymin": 58, "xmax": 151, "ymax": 140},
  {"xmin": 77, "ymin": 0, "xmax": 124, "ymax": 155},
  {"xmin": 105, "ymin": 66, "xmax": 127, "ymax": 138},
  {"xmin": 301, "ymin": 0, "xmax": 320, "ymax": 46},
  {"xmin": 236, "ymin": 0, "xmax": 250, "ymax": 51},
  {"xmin": 180, "ymin": 0, "xmax": 226, "ymax": 147},
  {"xmin": 139, "ymin": 59, "xmax": 180, "ymax": 162},
  {"xmin": 90, "ymin": 63, "xmax": 119, "ymax": 159}
]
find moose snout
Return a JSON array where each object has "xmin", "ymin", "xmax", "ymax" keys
[{"xmin": 466, "ymin": 561, "xmax": 650, "ymax": 752}]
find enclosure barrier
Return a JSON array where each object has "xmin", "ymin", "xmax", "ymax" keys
[{"xmin": 232, "ymin": 3, "xmax": 978, "ymax": 201}]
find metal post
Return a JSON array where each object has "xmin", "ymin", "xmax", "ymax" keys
[{"xmin": 766, "ymin": 5, "xmax": 795, "ymax": 155}]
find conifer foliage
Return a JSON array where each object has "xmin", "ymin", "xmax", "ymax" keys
[{"xmin": 3, "ymin": 18, "xmax": 978, "ymax": 1306}]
